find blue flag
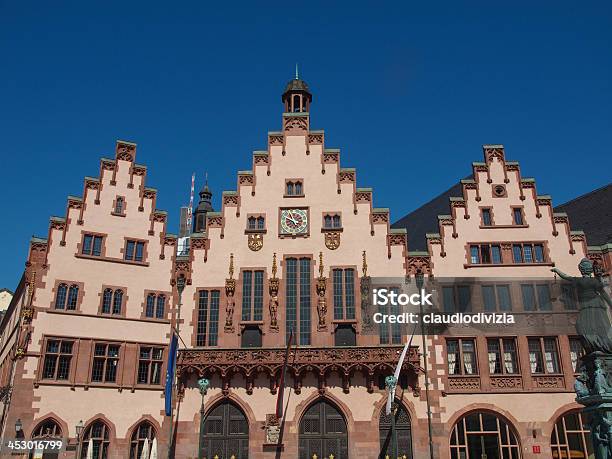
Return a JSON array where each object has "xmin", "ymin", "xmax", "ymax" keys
[{"xmin": 165, "ymin": 333, "xmax": 178, "ymax": 416}]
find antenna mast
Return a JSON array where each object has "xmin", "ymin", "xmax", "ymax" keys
[{"xmin": 186, "ymin": 173, "xmax": 195, "ymax": 231}]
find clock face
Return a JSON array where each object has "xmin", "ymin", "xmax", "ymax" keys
[{"xmin": 280, "ymin": 208, "xmax": 308, "ymax": 235}]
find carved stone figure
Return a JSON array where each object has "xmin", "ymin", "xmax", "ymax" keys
[
  {"xmin": 269, "ymin": 290, "xmax": 279, "ymax": 330},
  {"xmin": 595, "ymin": 360, "xmax": 611, "ymax": 395},
  {"xmin": 316, "ymin": 278, "xmax": 327, "ymax": 330},
  {"xmin": 224, "ymin": 289, "xmax": 235, "ymax": 332},
  {"xmin": 552, "ymin": 259, "xmax": 612, "ymax": 354},
  {"xmin": 575, "ymin": 370, "xmax": 590, "ymax": 398}
]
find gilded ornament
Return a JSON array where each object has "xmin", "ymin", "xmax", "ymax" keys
[
  {"xmin": 325, "ymin": 232, "xmax": 340, "ymax": 250},
  {"xmin": 248, "ymin": 233, "xmax": 263, "ymax": 251}
]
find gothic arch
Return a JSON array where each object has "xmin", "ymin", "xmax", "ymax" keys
[
  {"xmin": 297, "ymin": 396, "xmax": 349, "ymax": 459},
  {"xmin": 201, "ymin": 398, "xmax": 249, "ymax": 459},
  {"xmin": 28, "ymin": 413, "xmax": 68, "ymax": 440},
  {"xmin": 448, "ymin": 407, "xmax": 522, "ymax": 459}
]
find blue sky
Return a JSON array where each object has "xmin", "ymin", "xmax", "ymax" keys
[{"xmin": 1, "ymin": 1, "xmax": 610, "ymax": 289}]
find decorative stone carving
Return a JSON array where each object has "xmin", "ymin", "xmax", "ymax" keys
[
  {"xmin": 269, "ymin": 253, "xmax": 279, "ymax": 332},
  {"xmin": 371, "ymin": 212, "xmax": 389, "ymax": 224},
  {"xmin": 360, "ymin": 251, "xmax": 373, "ymax": 332},
  {"xmin": 224, "ymin": 254, "xmax": 236, "ymax": 332},
  {"xmin": 489, "ymin": 376, "xmax": 523, "ymax": 390},
  {"xmin": 338, "ymin": 171, "xmax": 355, "ymax": 183},
  {"xmin": 308, "ymin": 133, "xmax": 323, "ymax": 144},
  {"xmin": 325, "ymin": 232, "xmax": 341, "ymax": 250},
  {"xmin": 355, "ymin": 192, "xmax": 371, "ymax": 203},
  {"xmin": 176, "ymin": 345, "xmax": 421, "ymax": 395},
  {"xmin": 116, "ymin": 142, "xmax": 135, "ymax": 162},
  {"xmin": 268, "ymin": 134, "xmax": 284, "ymax": 146},
  {"xmin": 283, "ymin": 115, "xmax": 307, "ymax": 132},
  {"xmin": 323, "ymin": 152, "xmax": 339, "ymax": 163},
  {"xmin": 248, "ymin": 233, "xmax": 263, "ymax": 251},
  {"xmin": 447, "ymin": 376, "xmax": 481, "ymax": 391},
  {"xmin": 264, "ymin": 414, "xmax": 281, "ymax": 445},
  {"xmin": 223, "ymin": 194, "xmax": 239, "ymax": 206},
  {"xmin": 316, "ymin": 252, "xmax": 327, "ymax": 330}
]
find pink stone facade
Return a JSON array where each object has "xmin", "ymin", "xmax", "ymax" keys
[{"xmin": 0, "ymin": 80, "xmax": 610, "ymax": 459}]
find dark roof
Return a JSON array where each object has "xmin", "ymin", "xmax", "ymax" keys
[
  {"xmin": 284, "ymin": 78, "xmax": 310, "ymax": 93},
  {"xmin": 391, "ymin": 178, "xmax": 468, "ymax": 251},
  {"xmin": 554, "ymin": 183, "xmax": 612, "ymax": 246}
]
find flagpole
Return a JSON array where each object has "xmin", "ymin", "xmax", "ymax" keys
[{"xmin": 167, "ymin": 276, "xmax": 185, "ymax": 459}]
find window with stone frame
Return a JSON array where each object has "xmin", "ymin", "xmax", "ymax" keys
[
  {"xmin": 42, "ymin": 339, "xmax": 74, "ymax": 380},
  {"xmin": 246, "ymin": 215, "xmax": 266, "ymax": 231},
  {"xmin": 80, "ymin": 421, "xmax": 110, "ymax": 459},
  {"xmin": 446, "ymin": 338, "xmax": 478, "ymax": 375},
  {"xmin": 91, "ymin": 343, "xmax": 121, "ymax": 383},
  {"xmin": 487, "ymin": 337, "xmax": 519, "ymax": 375},
  {"xmin": 129, "ymin": 421, "xmax": 156, "ymax": 459},
  {"xmin": 442, "ymin": 285, "xmax": 472, "ymax": 312},
  {"xmin": 286, "ymin": 257, "xmax": 311, "ymax": 345},
  {"xmin": 528, "ymin": 337, "xmax": 561, "ymax": 374},
  {"xmin": 124, "ymin": 239, "xmax": 145, "ymax": 262},
  {"xmin": 285, "ymin": 180, "xmax": 304, "ymax": 196},
  {"xmin": 323, "ymin": 213, "xmax": 342, "ymax": 229},
  {"xmin": 569, "ymin": 337, "xmax": 584, "ymax": 373},
  {"xmin": 137, "ymin": 346, "xmax": 163, "ymax": 385},
  {"xmin": 196, "ymin": 289, "xmax": 220, "ymax": 347},
  {"xmin": 101, "ymin": 288, "xmax": 124, "ymax": 315},
  {"xmin": 512, "ymin": 242, "xmax": 546, "ymax": 263},
  {"xmin": 241, "ymin": 270, "xmax": 264, "ymax": 322},
  {"xmin": 521, "ymin": 283, "xmax": 552, "ymax": 311},
  {"xmin": 481, "ymin": 284, "xmax": 512, "ymax": 311},
  {"xmin": 54, "ymin": 283, "xmax": 79, "ymax": 310},
  {"xmin": 145, "ymin": 293, "xmax": 166, "ymax": 319},
  {"xmin": 470, "ymin": 244, "xmax": 502, "ymax": 264},
  {"xmin": 379, "ymin": 286, "xmax": 401, "ymax": 345},
  {"xmin": 82, "ymin": 233, "xmax": 103, "ymax": 256},
  {"xmin": 332, "ymin": 268, "xmax": 355, "ymax": 320}
]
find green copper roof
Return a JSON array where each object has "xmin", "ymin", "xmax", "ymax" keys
[
  {"xmin": 389, "ymin": 228, "xmax": 407, "ymax": 234},
  {"xmin": 31, "ymin": 236, "xmax": 48, "ymax": 243},
  {"xmin": 437, "ymin": 214, "xmax": 452, "ymax": 220},
  {"xmin": 426, "ymin": 233, "xmax": 441, "ymax": 238},
  {"xmin": 67, "ymin": 195, "xmax": 82, "ymax": 201},
  {"xmin": 408, "ymin": 251, "xmax": 430, "ymax": 256},
  {"xmin": 238, "ymin": 170, "xmax": 253, "ymax": 175},
  {"xmin": 357, "ymin": 187, "xmax": 372, "ymax": 193},
  {"xmin": 222, "ymin": 191, "xmax": 237, "ymax": 196}
]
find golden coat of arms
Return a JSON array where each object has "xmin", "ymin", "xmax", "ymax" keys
[
  {"xmin": 325, "ymin": 232, "xmax": 341, "ymax": 250},
  {"xmin": 248, "ymin": 233, "xmax": 264, "ymax": 251}
]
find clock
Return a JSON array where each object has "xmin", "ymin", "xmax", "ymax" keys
[{"xmin": 280, "ymin": 208, "xmax": 308, "ymax": 235}]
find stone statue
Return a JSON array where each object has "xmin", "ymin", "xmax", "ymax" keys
[
  {"xmin": 269, "ymin": 292, "xmax": 279, "ymax": 329},
  {"xmin": 595, "ymin": 360, "xmax": 611, "ymax": 395},
  {"xmin": 552, "ymin": 259, "xmax": 612, "ymax": 354},
  {"xmin": 575, "ymin": 370, "xmax": 590, "ymax": 398}
]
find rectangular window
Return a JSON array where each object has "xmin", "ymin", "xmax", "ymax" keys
[
  {"xmin": 124, "ymin": 240, "xmax": 145, "ymax": 262},
  {"xmin": 483, "ymin": 285, "xmax": 512, "ymax": 312},
  {"xmin": 91, "ymin": 343, "xmax": 120, "ymax": 383},
  {"xmin": 528, "ymin": 337, "xmax": 560, "ymax": 374},
  {"xmin": 513, "ymin": 245, "xmax": 523, "ymax": 263},
  {"xmin": 482, "ymin": 208, "xmax": 492, "ymax": 226},
  {"xmin": 42, "ymin": 339, "xmax": 73, "ymax": 380},
  {"xmin": 487, "ymin": 338, "xmax": 519, "ymax": 375},
  {"xmin": 196, "ymin": 290, "xmax": 220, "ymax": 347},
  {"xmin": 561, "ymin": 284, "xmax": 577, "ymax": 310},
  {"xmin": 379, "ymin": 287, "xmax": 401, "ymax": 345},
  {"xmin": 137, "ymin": 347, "xmax": 163, "ymax": 385},
  {"xmin": 446, "ymin": 338, "xmax": 478, "ymax": 375},
  {"xmin": 82, "ymin": 234, "xmax": 103, "ymax": 256},
  {"xmin": 534, "ymin": 244, "xmax": 544, "ymax": 263},
  {"xmin": 522, "ymin": 283, "xmax": 553, "ymax": 311},
  {"xmin": 569, "ymin": 337, "xmax": 584, "ymax": 372},
  {"xmin": 241, "ymin": 270, "xmax": 264, "ymax": 321},
  {"xmin": 512, "ymin": 243, "xmax": 546, "ymax": 264},
  {"xmin": 286, "ymin": 258, "xmax": 311, "ymax": 345},
  {"xmin": 521, "ymin": 284, "xmax": 536, "ymax": 311},
  {"xmin": 332, "ymin": 268, "xmax": 356, "ymax": 320},
  {"xmin": 443, "ymin": 285, "xmax": 472, "ymax": 312},
  {"xmin": 491, "ymin": 245, "xmax": 502, "ymax": 264},
  {"xmin": 470, "ymin": 244, "xmax": 501, "ymax": 264},
  {"xmin": 523, "ymin": 245, "xmax": 533, "ymax": 263},
  {"xmin": 470, "ymin": 245, "xmax": 480, "ymax": 264},
  {"xmin": 513, "ymin": 208, "xmax": 524, "ymax": 225}
]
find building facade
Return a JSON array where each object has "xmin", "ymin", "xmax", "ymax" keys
[{"xmin": 0, "ymin": 78, "xmax": 610, "ymax": 459}]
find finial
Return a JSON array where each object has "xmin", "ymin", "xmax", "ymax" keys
[
  {"xmin": 205, "ymin": 171, "xmax": 208, "ymax": 187},
  {"xmin": 319, "ymin": 252, "xmax": 324, "ymax": 278},
  {"xmin": 295, "ymin": 63, "xmax": 299, "ymax": 80},
  {"xmin": 362, "ymin": 251, "xmax": 368, "ymax": 277},
  {"xmin": 228, "ymin": 253, "xmax": 234, "ymax": 279},
  {"xmin": 272, "ymin": 253, "xmax": 277, "ymax": 278}
]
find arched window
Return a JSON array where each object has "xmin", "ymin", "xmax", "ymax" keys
[
  {"xmin": 551, "ymin": 410, "xmax": 592, "ymax": 459},
  {"xmin": 129, "ymin": 421, "xmax": 156, "ymax": 459},
  {"xmin": 115, "ymin": 197, "xmax": 124, "ymax": 214},
  {"xmin": 247, "ymin": 217, "xmax": 256, "ymax": 230},
  {"xmin": 155, "ymin": 295, "xmax": 165, "ymax": 319},
  {"xmin": 293, "ymin": 94, "xmax": 301, "ymax": 112},
  {"xmin": 450, "ymin": 411, "xmax": 520, "ymax": 459},
  {"xmin": 55, "ymin": 284, "xmax": 68, "ymax": 309},
  {"xmin": 299, "ymin": 399, "xmax": 348, "ymax": 459},
  {"xmin": 379, "ymin": 401, "xmax": 412, "ymax": 459},
  {"xmin": 295, "ymin": 181, "xmax": 303, "ymax": 195},
  {"xmin": 286, "ymin": 181, "xmax": 295, "ymax": 196},
  {"xmin": 112, "ymin": 290, "xmax": 123, "ymax": 315},
  {"xmin": 67, "ymin": 285, "xmax": 79, "ymax": 310},
  {"xmin": 324, "ymin": 215, "xmax": 332, "ymax": 228},
  {"xmin": 256, "ymin": 216, "xmax": 265, "ymax": 230},
  {"xmin": 332, "ymin": 215, "xmax": 341, "ymax": 228},
  {"xmin": 202, "ymin": 401, "xmax": 249, "ymax": 459},
  {"xmin": 30, "ymin": 418, "xmax": 62, "ymax": 459},
  {"xmin": 102, "ymin": 289, "xmax": 113, "ymax": 314},
  {"xmin": 145, "ymin": 293, "xmax": 155, "ymax": 318},
  {"xmin": 81, "ymin": 420, "xmax": 110, "ymax": 459}
]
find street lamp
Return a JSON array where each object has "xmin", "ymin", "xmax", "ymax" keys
[
  {"xmin": 197, "ymin": 378, "xmax": 210, "ymax": 459},
  {"xmin": 75, "ymin": 420, "xmax": 84, "ymax": 459}
]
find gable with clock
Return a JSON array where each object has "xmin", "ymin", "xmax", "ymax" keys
[{"xmin": 279, "ymin": 208, "xmax": 309, "ymax": 236}]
